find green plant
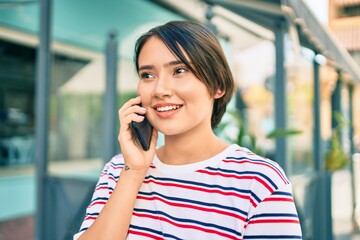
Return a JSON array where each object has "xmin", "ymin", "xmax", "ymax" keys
[
  {"xmin": 218, "ymin": 110, "xmax": 263, "ymax": 155},
  {"xmin": 218, "ymin": 110, "xmax": 302, "ymax": 156},
  {"xmin": 325, "ymin": 112, "xmax": 349, "ymax": 171},
  {"xmin": 266, "ymin": 128, "xmax": 302, "ymax": 138}
]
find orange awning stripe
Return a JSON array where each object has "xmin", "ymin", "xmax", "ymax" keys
[
  {"xmin": 333, "ymin": 26, "xmax": 360, "ymax": 51},
  {"xmin": 334, "ymin": 0, "xmax": 360, "ymax": 6}
]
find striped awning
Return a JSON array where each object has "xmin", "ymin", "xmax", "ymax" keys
[
  {"xmin": 283, "ymin": 0, "xmax": 360, "ymax": 83},
  {"xmin": 333, "ymin": 26, "xmax": 360, "ymax": 51},
  {"xmin": 197, "ymin": 0, "xmax": 360, "ymax": 83},
  {"xmin": 334, "ymin": 0, "xmax": 360, "ymax": 6}
]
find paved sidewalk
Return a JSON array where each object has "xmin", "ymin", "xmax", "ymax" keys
[
  {"xmin": 0, "ymin": 215, "xmax": 33, "ymax": 240},
  {"xmin": 332, "ymin": 168, "xmax": 360, "ymax": 240}
]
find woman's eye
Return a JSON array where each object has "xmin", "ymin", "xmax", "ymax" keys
[
  {"xmin": 140, "ymin": 72, "xmax": 153, "ymax": 79},
  {"xmin": 174, "ymin": 67, "xmax": 187, "ymax": 75}
]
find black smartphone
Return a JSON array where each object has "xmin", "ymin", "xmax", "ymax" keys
[{"xmin": 130, "ymin": 116, "xmax": 153, "ymax": 151}]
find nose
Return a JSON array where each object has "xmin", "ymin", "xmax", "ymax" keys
[{"xmin": 153, "ymin": 74, "xmax": 173, "ymax": 99}]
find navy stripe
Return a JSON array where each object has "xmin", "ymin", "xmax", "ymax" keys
[
  {"xmin": 130, "ymin": 224, "xmax": 182, "ymax": 240},
  {"xmin": 86, "ymin": 212, "xmax": 99, "ymax": 216},
  {"xmin": 110, "ymin": 160, "xmax": 124, "ymax": 166},
  {"xmin": 138, "ymin": 191, "xmax": 248, "ymax": 216},
  {"xmin": 108, "ymin": 172, "xmax": 119, "ymax": 180},
  {"xmin": 79, "ymin": 227, "xmax": 88, "ymax": 232},
  {"xmin": 272, "ymin": 191, "xmax": 292, "ymax": 196},
  {"xmin": 145, "ymin": 175, "xmax": 262, "ymax": 203},
  {"xmin": 225, "ymin": 156, "xmax": 289, "ymax": 183},
  {"xmin": 91, "ymin": 197, "xmax": 108, "ymax": 202},
  {"xmin": 251, "ymin": 213, "xmax": 299, "ymax": 219},
  {"xmin": 134, "ymin": 208, "xmax": 242, "ymax": 237},
  {"xmin": 205, "ymin": 167, "xmax": 278, "ymax": 190},
  {"xmin": 244, "ymin": 235, "xmax": 302, "ymax": 239}
]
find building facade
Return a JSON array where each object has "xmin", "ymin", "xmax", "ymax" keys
[{"xmin": 329, "ymin": 0, "xmax": 360, "ymax": 64}]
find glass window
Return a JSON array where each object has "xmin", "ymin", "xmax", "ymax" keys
[
  {"xmin": 47, "ymin": 0, "xmax": 184, "ymax": 178},
  {"xmin": 48, "ymin": 51, "xmax": 100, "ymax": 163},
  {"xmin": 354, "ymin": 86, "xmax": 360, "ymax": 152},
  {"xmin": 0, "ymin": 39, "xmax": 35, "ymax": 168},
  {"xmin": 48, "ymin": 49, "xmax": 139, "ymax": 177},
  {"xmin": 337, "ymin": 5, "xmax": 360, "ymax": 18},
  {"xmin": 0, "ymin": 2, "xmax": 38, "ymax": 229},
  {"xmin": 320, "ymin": 65, "xmax": 337, "ymax": 140},
  {"xmin": 0, "ymin": 1, "xmax": 184, "ymax": 236},
  {"xmin": 320, "ymin": 64, "xmax": 338, "ymax": 163},
  {"xmin": 341, "ymin": 83, "xmax": 351, "ymax": 154},
  {"xmin": 231, "ymin": 40, "xmax": 276, "ymax": 159},
  {"xmin": 286, "ymin": 45, "xmax": 315, "ymax": 174},
  {"xmin": 0, "ymin": 1, "xmax": 38, "ymax": 170},
  {"xmin": 350, "ymin": 53, "xmax": 360, "ymax": 152}
]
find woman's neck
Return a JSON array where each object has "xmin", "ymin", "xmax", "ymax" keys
[{"xmin": 157, "ymin": 128, "xmax": 229, "ymax": 165}]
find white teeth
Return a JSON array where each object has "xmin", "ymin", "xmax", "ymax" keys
[{"xmin": 156, "ymin": 105, "xmax": 180, "ymax": 112}]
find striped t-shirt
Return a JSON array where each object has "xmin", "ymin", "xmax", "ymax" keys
[{"xmin": 74, "ymin": 144, "xmax": 302, "ymax": 239}]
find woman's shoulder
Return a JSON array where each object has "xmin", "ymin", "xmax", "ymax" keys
[{"xmin": 225, "ymin": 144, "xmax": 290, "ymax": 185}]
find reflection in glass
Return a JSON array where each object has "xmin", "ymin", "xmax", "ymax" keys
[
  {"xmin": 233, "ymin": 40, "xmax": 276, "ymax": 159},
  {"xmin": 286, "ymin": 45, "xmax": 315, "ymax": 174},
  {"xmin": 0, "ymin": 39, "xmax": 35, "ymax": 168}
]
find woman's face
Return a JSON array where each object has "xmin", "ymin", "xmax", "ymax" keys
[{"xmin": 137, "ymin": 36, "xmax": 219, "ymax": 136}]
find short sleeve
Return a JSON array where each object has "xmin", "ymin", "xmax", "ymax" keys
[
  {"xmin": 243, "ymin": 183, "xmax": 303, "ymax": 239},
  {"xmin": 73, "ymin": 161, "xmax": 113, "ymax": 240}
]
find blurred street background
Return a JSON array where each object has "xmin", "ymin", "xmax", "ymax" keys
[{"xmin": 0, "ymin": 0, "xmax": 360, "ymax": 239}]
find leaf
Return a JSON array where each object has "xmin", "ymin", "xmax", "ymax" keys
[
  {"xmin": 324, "ymin": 132, "xmax": 349, "ymax": 171},
  {"xmin": 266, "ymin": 128, "xmax": 302, "ymax": 138},
  {"xmin": 333, "ymin": 111, "xmax": 347, "ymax": 129}
]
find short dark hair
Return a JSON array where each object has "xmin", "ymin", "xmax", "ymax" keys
[{"xmin": 134, "ymin": 21, "xmax": 235, "ymax": 128}]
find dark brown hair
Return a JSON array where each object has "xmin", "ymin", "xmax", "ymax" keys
[{"xmin": 134, "ymin": 21, "xmax": 235, "ymax": 128}]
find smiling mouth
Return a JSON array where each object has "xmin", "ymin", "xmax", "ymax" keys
[{"xmin": 156, "ymin": 105, "xmax": 182, "ymax": 112}]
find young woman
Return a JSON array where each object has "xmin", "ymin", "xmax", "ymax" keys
[{"xmin": 74, "ymin": 21, "xmax": 302, "ymax": 240}]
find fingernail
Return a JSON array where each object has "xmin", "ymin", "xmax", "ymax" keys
[{"xmin": 140, "ymin": 107, "xmax": 147, "ymax": 111}]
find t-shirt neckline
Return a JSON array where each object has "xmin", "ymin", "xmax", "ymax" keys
[{"xmin": 152, "ymin": 144, "xmax": 238, "ymax": 174}]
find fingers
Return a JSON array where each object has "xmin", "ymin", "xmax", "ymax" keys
[
  {"xmin": 118, "ymin": 96, "xmax": 147, "ymax": 126},
  {"xmin": 119, "ymin": 96, "xmax": 141, "ymax": 111},
  {"xmin": 122, "ymin": 113, "xmax": 144, "ymax": 126}
]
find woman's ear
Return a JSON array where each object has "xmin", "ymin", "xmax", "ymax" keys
[{"xmin": 214, "ymin": 89, "xmax": 225, "ymax": 99}]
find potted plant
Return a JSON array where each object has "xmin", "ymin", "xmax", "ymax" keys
[{"xmin": 325, "ymin": 112, "xmax": 349, "ymax": 171}]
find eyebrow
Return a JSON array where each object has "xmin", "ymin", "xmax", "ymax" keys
[{"xmin": 138, "ymin": 60, "xmax": 185, "ymax": 72}]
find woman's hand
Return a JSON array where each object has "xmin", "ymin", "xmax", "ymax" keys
[{"xmin": 118, "ymin": 96, "xmax": 158, "ymax": 171}]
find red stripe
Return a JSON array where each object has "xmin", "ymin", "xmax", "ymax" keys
[
  {"xmin": 196, "ymin": 169, "xmax": 274, "ymax": 193},
  {"xmin": 128, "ymin": 229, "xmax": 163, "ymax": 240},
  {"xmin": 133, "ymin": 212, "xmax": 239, "ymax": 240},
  {"xmin": 108, "ymin": 175, "xmax": 118, "ymax": 182},
  {"xmin": 263, "ymin": 197, "xmax": 294, "ymax": 202},
  {"xmin": 88, "ymin": 201, "xmax": 106, "ymax": 208},
  {"xmin": 137, "ymin": 195, "xmax": 246, "ymax": 221},
  {"xmin": 110, "ymin": 165, "xmax": 124, "ymax": 170},
  {"xmin": 223, "ymin": 159, "xmax": 288, "ymax": 184},
  {"xmin": 143, "ymin": 179, "xmax": 257, "ymax": 207},
  {"xmin": 84, "ymin": 216, "xmax": 97, "ymax": 221},
  {"xmin": 95, "ymin": 186, "xmax": 108, "ymax": 191}
]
